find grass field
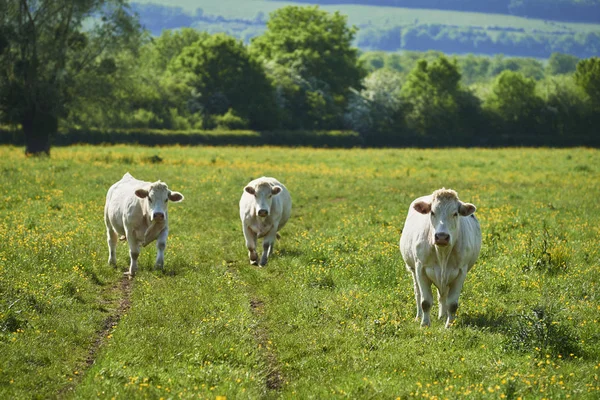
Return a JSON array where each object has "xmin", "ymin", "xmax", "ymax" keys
[
  {"xmin": 1, "ymin": 145, "xmax": 600, "ymax": 399},
  {"xmin": 131, "ymin": 0, "xmax": 600, "ymax": 33}
]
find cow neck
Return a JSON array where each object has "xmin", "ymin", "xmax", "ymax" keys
[
  {"xmin": 143, "ymin": 219, "xmax": 165, "ymax": 246},
  {"xmin": 434, "ymin": 243, "xmax": 454, "ymax": 289}
]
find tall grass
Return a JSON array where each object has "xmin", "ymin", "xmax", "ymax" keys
[{"xmin": 0, "ymin": 145, "xmax": 599, "ymax": 399}]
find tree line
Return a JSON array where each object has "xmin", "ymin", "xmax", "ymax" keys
[
  {"xmin": 357, "ymin": 24, "xmax": 600, "ymax": 59},
  {"xmin": 0, "ymin": 2, "xmax": 599, "ymax": 154}
]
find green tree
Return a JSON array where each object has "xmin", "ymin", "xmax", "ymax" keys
[
  {"xmin": 250, "ymin": 6, "xmax": 366, "ymax": 129},
  {"xmin": 574, "ymin": 57, "xmax": 600, "ymax": 107},
  {"xmin": 147, "ymin": 28, "xmax": 206, "ymax": 72},
  {"xmin": 168, "ymin": 33, "xmax": 276, "ymax": 130},
  {"xmin": 546, "ymin": 52, "xmax": 579, "ymax": 75},
  {"xmin": 484, "ymin": 70, "xmax": 544, "ymax": 135},
  {"xmin": 400, "ymin": 56, "xmax": 481, "ymax": 139},
  {"xmin": 0, "ymin": 0, "xmax": 141, "ymax": 154}
]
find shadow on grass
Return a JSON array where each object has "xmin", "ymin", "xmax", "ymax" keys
[
  {"xmin": 459, "ymin": 311, "xmax": 511, "ymax": 333},
  {"xmin": 276, "ymin": 248, "xmax": 304, "ymax": 258}
]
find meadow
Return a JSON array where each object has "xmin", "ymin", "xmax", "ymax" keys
[{"xmin": 0, "ymin": 145, "xmax": 599, "ymax": 399}]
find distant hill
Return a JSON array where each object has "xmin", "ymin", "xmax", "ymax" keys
[
  {"xmin": 130, "ymin": 1, "xmax": 600, "ymax": 58},
  {"xmin": 274, "ymin": 0, "xmax": 600, "ymax": 24}
]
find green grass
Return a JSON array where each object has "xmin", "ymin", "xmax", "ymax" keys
[
  {"xmin": 1, "ymin": 145, "xmax": 600, "ymax": 398},
  {"xmin": 132, "ymin": 0, "xmax": 600, "ymax": 33}
]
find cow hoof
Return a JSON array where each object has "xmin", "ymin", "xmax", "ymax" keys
[{"xmin": 250, "ymin": 260, "xmax": 258, "ymax": 266}]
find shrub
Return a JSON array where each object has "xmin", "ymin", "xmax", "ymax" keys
[
  {"xmin": 214, "ymin": 109, "xmax": 249, "ymax": 130},
  {"xmin": 504, "ymin": 305, "xmax": 581, "ymax": 358}
]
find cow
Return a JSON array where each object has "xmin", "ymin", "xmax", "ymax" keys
[
  {"xmin": 104, "ymin": 173, "xmax": 184, "ymax": 276},
  {"xmin": 399, "ymin": 188, "xmax": 481, "ymax": 328},
  {"xmin": 239, "ymin": 177, "xmax": 292, "ymax": 266}
]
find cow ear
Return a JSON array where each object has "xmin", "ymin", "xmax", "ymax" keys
[
  {"xmin": 272, "ymin": 186, "xmax": 282, "ymax": 195},
  {"xmin": 135, "ymin": 188, "xmax": 149, "ymax": 199},
  {"xmin": 413, "ymin": 201, "xmax": 431, "ymax": 215},
  {"xmin": 168, "ymin": 191, "xmax": 184, "ymax": 202},
  {"xmin": 459, "ymin": 202, "xmax": 476, "ymax": 216},
  {"xmin": 245, "ymin": 186, "xmax": 255, "ymax": 195}
]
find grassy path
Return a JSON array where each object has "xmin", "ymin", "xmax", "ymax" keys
[
  {"xmin": 58, "ymin": 277, "xmax": 133, "ymax": 398},
  {"xmin": 1, "ymin": 145, "xmax": 600, "ymax": 399}
]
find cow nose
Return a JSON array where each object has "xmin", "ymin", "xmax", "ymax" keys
[
  {"xmin": 153, "ymin": 212, "xmax": 165, "ymax": 221},
  {"xmin": 258, "ymin": 209, "xmax": 268, "ymax": 217},
  {"xmin": 435, "ymin": 232, "xmax": 450, "ymax": 244}
]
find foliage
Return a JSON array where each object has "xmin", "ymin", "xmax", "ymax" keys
[
  {"xmin": 401, "ymin": 56, "xmax": 482, "ymax": 139},
  {"xmin": 546, "ymin": 52, "xmax": 580, "ymax": 75},
  {"xmin": 484, "ymin": 70, "xmax": 544, "ymax": 135},
  {"xmin": 0, "ymin": 0, "xmax": 141, "ymax": 154},
  {"xmin": 574, "ymin": 56, "xmax": 600, "ymax": 107},
  {"xmin": 344, "ymin": 68, "xmax": 407, "ymax": 139},
  {"xmin": 168, "ymin": 33, "xmax": 276, "ymax": 130},
  {"xmin": 251, "ymin": 5, "xmax": 366, "ymax": 129}
]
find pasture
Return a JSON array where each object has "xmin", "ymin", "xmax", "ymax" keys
[{"xmin": 1, "ymin": 145, "xmax": 599, "ymax": 399}]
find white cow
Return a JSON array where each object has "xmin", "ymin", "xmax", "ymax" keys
[
  {"xmin": 399, "ymin": 188, "xmax": 481, "ymax": 328},
  {"xmin": 239, "ymin": 177, "xmax": 292, "ymax": 266},
  {"xmin": 104, "ymin": 173, "xmax": 184, "ymax": 276}
]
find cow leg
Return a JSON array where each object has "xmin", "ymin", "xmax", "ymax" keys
[
  {"xmin": 125, "ymin": 229, "xmax": 141, "ymax": 277},
  {"xmin": 416, "ymin": 262, "xmax": 434, "ymax": 327},
  {"xmin": 243, "ymin": 224, "xmax": 258, "ymax": 265},
  {"xmin": 438, "ymin": 288, "xmax": 448, "ymax": 320},
  {"xmin": 259, "ymin": 230, "xmax": 278, "ymax": 266},
  {"xmin": 409, "ymin": 269, "xmax": 422, "ymax": 321},
  {"xmin": 445, "ymin": 268, "xmax": 468, "ymax": 328},
  {"xmin": 106, "ymin": 227, "xmax": 118, "ymax": 266},
  {"xmin": 155, "ymin": 229, "xmax": 168, "ymax": 269}
]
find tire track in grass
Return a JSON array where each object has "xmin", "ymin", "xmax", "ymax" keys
[
  {"xmin": 226, "ymin": 261, "xmax": 284, "ymax": 392},
  {"xmin": 249, "ymin": 297, "xmax": 284, "ymax": 391},
  {"xmin": 57, "ymin": 275, "xmax": 133, "ymax": 398}
]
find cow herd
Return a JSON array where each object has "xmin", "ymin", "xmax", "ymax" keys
[{"xmin": 104, "ymin": 173, "xmax": 482, "ymax": 328}]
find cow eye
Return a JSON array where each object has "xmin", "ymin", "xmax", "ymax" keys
[
  {"xmin": 453, "ymin": 212, "xmax": 458, "ymax": 217},
  {"xmin": 431, "ymin": 211, "xmax": 435, "ymax": 216},
  {"xmin": 148, "ymin": 198, "xmax": 152, "ymax": 204}
]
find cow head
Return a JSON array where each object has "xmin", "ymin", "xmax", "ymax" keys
[
  {"xmin": 413, "ymin": 188, "xmax": 476, "ymax": 247},
  {"xmin": 135, "ymin": 181, "xmax": 184, "ymax": 222},
  {"xmin": 245, "ymin": 181, "xmax": 282, "ymax": 218}
]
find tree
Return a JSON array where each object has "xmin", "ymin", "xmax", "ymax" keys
[
  {"xmin": 0, "ymin": 0, "xmax": 141, "ymax": 155},
  {"xmin": 574, "ymin": 57, "xmax": 600, "ymax": 107},
  {"xmin": 250, "ymin": 6, "xmax": 366, "ymax": 129},
  {"xmin": 344, "ymin": 68, "xmax": 407, "ymax": 143},
  {"xmin": 546, "ymin": 52, "xmax": 579, "ymax": 75},
  {"xmin": 484, "ymin": 70, "xmax": 544, "ymax": 135},
  {"xmin": 400, "ymin": 55, "xmax": 481, "ymax": 140},
  {"xmin": 168, "ymin": 33, "xmax": 276, "ymax": 130}
]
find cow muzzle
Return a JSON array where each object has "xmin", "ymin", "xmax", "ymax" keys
[
  {"xmin": 434, "ymin": 232, "xmax": 450, "ymax": 246},
  {"xmin": 257, "ymin": 209, "xmax": 269, "ymax": 217},
  {"xmin": 152, "ymin": 212, "xmax": 165, "ymax": 221}
]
